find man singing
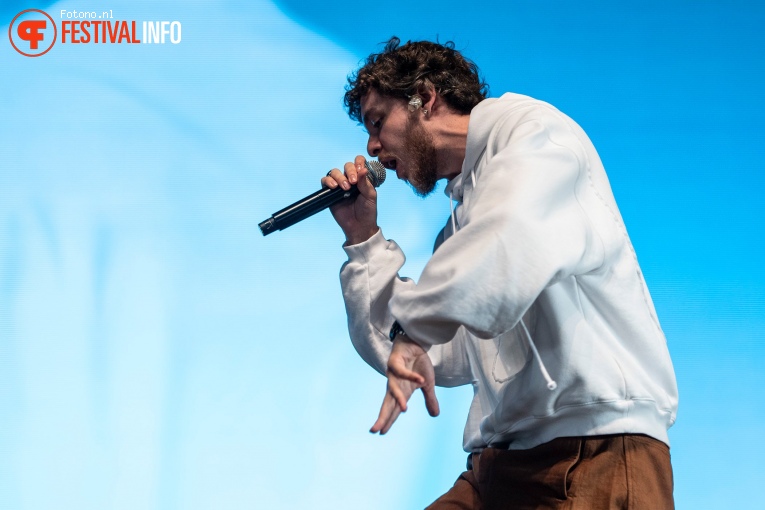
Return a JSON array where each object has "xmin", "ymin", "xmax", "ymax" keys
[{"xmin": 322, "ymin": 37, "xmax": 678, "ymax": 509}]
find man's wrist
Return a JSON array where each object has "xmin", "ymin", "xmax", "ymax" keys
[{"xmin": 345, "ymin": 226, "xmax": 380, "ymax": 246}]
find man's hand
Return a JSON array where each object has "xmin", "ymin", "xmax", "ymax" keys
[
  {"xmin": 321, "ymin": 155, "xmax": 379, "ymax": 246},
  {"xmin": 370, "ymin": 336, "xmax": 440, "ymax": 435}
]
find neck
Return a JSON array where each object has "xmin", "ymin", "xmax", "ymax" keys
[{"xmin": 434, "ymin": 112, "xmax": 471, "ymax": 181}]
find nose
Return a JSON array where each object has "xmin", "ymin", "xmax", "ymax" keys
[{"xmin": 367, "ymin": 134, "xmax": 381, "ymax": 158}]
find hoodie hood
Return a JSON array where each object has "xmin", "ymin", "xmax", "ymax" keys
[{"xmin": 446, "ymin": 93, "xmax": 540, "ymax": 203}]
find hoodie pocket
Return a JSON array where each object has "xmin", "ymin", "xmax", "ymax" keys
[
  {"xmin": 492, "ymin": 325, "xmax": 531, "ymax": 383},
  {"xmin": 492, "ymin": 307, "xmax": 536, "ymax": 383}
]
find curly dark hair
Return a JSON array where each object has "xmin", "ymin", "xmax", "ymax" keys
[{"xmin": 344, "ymin": 37, "xmax": 489, "ymax": 123}]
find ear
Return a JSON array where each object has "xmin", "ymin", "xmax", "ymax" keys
[{"xmin": 414, "ymin": 82, "xmax": 438, "ymax": 116}]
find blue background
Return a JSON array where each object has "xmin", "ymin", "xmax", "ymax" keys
[{"xmin": 1, "ymin": 1, "xmax": 763, "ymax": 508}]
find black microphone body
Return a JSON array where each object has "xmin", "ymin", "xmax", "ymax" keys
[{"xmin": 259, "ymin": 160, "xmax": 386, "ymax": 236}]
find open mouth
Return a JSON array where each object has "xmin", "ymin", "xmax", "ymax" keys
[{"xmin": 381, "ymin": 158, "xmax": 397, "ymax": 171}]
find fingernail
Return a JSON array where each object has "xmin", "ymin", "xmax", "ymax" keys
[
  {"xmin": 350, "ymin": 175, "xmax": 357, "ymax": 184},
  {"xmin": 342, "ymin": 181, "xmax": 350, "ymax": 190}
]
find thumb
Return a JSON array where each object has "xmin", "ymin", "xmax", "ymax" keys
[{"xmin": 389, "ymin": 354, "xmax": 425, "ymax": 385}]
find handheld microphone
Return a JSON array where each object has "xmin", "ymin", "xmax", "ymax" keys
[{"xmin": 259, "ymin": 160, "xmax": 386, "ymax": 236}]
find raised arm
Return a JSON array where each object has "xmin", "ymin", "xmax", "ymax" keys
[{"xmin": 390, "ymin": 108, "xmax": 606, "ymax": 347}]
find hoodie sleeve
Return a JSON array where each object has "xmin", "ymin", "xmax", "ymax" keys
[
  {"xmin": 340, "ymin": 229, "xmax": 473, "ymax": 387},
  {"xmin": 389, "ymin": 109, "xmax": 605, "ymax": 346}
]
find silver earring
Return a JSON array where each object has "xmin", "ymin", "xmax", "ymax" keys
[{"xmin": 408, "ymin": 95, "xmax": 423, "ymax": 112}]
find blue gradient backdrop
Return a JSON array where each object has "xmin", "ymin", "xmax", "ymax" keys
[{"xmin": 1, "ymin": 1, "xmax": 763, "ymax": 508}]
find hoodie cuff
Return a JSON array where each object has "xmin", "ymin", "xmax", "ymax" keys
[{"xmin": 342, "ymin": 228, "xmax": 387, "ymax": 262}]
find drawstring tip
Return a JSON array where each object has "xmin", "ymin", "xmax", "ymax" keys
[{"xmin": 520, "ymin": 318, "xmax": 558, "ymax": 393}]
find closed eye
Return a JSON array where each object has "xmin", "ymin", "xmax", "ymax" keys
[{"xmin": 363, "ymin": 118, "xmax": 381, "ymax": 135}]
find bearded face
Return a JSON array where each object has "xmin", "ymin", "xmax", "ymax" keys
[{"xmin": 402, "ymin": 114, "xmax": 439, "ymax": 198}]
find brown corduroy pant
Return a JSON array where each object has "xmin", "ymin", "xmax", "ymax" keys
[{"xmin": 426, "ymin": 434, "xmax": 674, "ymax": 510}]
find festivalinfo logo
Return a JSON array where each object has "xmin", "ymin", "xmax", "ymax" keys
[
  {"xmin": 8, "ymin": 8, "xmax": 182, "ymax": 57},
  {"xmin": 8, "ymin": 9, "xmax": 57, "ymax": 56}
]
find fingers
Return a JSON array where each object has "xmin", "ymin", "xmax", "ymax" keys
[
  {"xmin": 354, "ymin": 154, "xmax": 380, "ymax": 199},
  {"xmin": 386, "ymin": 374, "xmax": 410, "ymax": 411},
  {"xmin": 370, "ymin": 362, "xmax": 417, "ymax": 435},
  {"xmin": 354, "ymin": 154, "xmax": 367, "ymax": 169},
  {"xmin": 370, "ymin": 393, "xmax": 402, "ymax": 435},
  {"xmin": 369, "ymin": 385, "xmax": 439, "ymax": 435},
  {"xmin": 388, "ymin": 362, "xmax": 425, "ymax": 386},
  {"xmin": 320, "ymin": 155, "xmax": 367, "ymax": 188},
  {"xmin": 343, "ymin": 159, "xmax": 362, "ymax": 186},
  {"xmin": 380, "ymin": 405, "xmax": 402, "ymax": 434},
  {"xmin": 370, "ymin": 375, "xmax": 409, "ymax": 435},
  {"xmin": 345, "ymin": 160, "xmax": 377, "ymax": 202},
  {"xmin": 422, "ymin": 385, "xmax": 441, "ymax": 417},
  {"xmin": 321, "ymin": 168, "xmax": 351, "ymax": 191},
  {"xmin": 320, "ymin": 156, "xmax": 374, "ymax": 194}
]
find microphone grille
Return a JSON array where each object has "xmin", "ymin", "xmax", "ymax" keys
[{"xmin": 365, "ymin": 160, "xmax": 386, "ymax": 187}]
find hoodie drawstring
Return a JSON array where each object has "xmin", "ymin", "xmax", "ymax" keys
[
  {"xmin": 449, "ymin": 191, "xmax": 458, "ymax": 234},
  {"xmin": 520, "ymin": 319, "xmax": 557, "ymax": 390}
]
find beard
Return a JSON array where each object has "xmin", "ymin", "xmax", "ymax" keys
[{"xmin": 402, "ymin": 115, "xmax": 439, "ymax": 198}]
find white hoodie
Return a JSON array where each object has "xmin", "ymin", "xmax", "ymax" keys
[{"xmin": 340, "ymin": 93, "xmax": 678, "ymax": 451}]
